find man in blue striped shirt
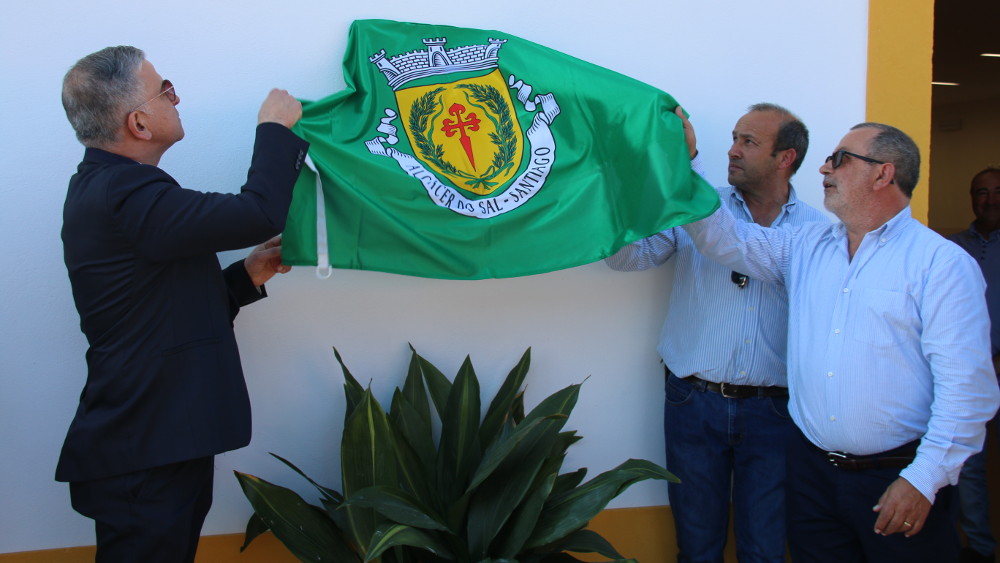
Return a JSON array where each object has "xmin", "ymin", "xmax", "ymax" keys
[
  {"xmin": 607, "ymin": 103, "xmax": 826, "ymax": 563},
  {"xmin": 684, "ymin": 122, "xmax": 1000, "ymax": 562}
]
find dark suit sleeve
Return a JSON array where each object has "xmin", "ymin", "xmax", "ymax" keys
[
  {"xmin": 222, "ymin": 259, "xmax": 266, "ymax": 323},
  {"xmin": 108, "ymin": 123, "xmax": 308, "ymax": 262}
]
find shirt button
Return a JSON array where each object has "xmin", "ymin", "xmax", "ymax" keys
[
  {"xmin": 739, "ymin": 370, "xmax": 746, "ymax": 376},
  {"xmin": 827, "ymin": 372, "xmax": 834, "ymax": 377},
  {"xmin": 843, "ymin": 288, "xmax": 850, "ymax": 293},
  {"xmin": 748, "ymin": 306, "xmax": 755, "ymax": 312},
  {"xmin": 830, "ymin": 415, "xmax": 837, "ymax": 421},
  {"xmin": 834, "ymin": 329, "xmax": 841, "ymax": 334},
  {"xmin": 745, "ymin": 339, "xmax": 751, "ymax": 344}
]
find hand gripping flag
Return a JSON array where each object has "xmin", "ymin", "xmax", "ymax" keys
[{"xmin": 283, "ymin": 19, "xmax": 719, "ymax": 279}]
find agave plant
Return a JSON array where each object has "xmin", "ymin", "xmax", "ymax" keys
[{"xmin": 235, "ymin": 346, "xmax": 678, "ymax": 562}]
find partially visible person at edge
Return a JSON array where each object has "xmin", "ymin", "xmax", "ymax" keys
[
  {"xmin": 949, "ymin": 166, "xmax": 1000, "ymax": 563},
  {"xmin": 678, "ymin": 114, "xmax": 1000, "ymax": 563},
  {"xmin": 57, "ymin": 45, "xmax": 308, "ymax": 562},
  {"xmin": 606, "ymin": 103, "xmax": 827, "ymax": 562}
]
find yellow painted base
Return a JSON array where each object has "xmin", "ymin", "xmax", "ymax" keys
[{"xmin": 0, "ymin": 506, "xmax": 685, "ymax": 563}]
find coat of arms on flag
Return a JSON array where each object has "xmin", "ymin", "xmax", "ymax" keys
[
  {"xmin": 282, "ymin": 20, "xmax": 718, "ymax": 280},
  {"xmin": 364, "ymin": 36, "xmax": 559, "ymax": 218}
]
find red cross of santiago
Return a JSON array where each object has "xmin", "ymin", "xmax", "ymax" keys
[{"xmin": 441, "ymin": 103, "xmax": 481, "ymax": 170}]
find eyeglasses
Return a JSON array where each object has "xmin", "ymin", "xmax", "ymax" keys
[
  {"xmin": 731, "ymin": 271, "xmax": 748, "ymax": 288},
  {"xmin": 824, "ymin": 149, "xmax": 885, "ymax": 169},
  {"xmin": 129, "ymin": 79, "xmax": 176, "ymax": 114}
]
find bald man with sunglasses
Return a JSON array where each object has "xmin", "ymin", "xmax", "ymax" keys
[
  {"xmin": 57, "ymin": 46, "xmax": 308, "ymax": 561},
  {"xmin": 682, "ymin": 120, "xmax": 1000, "ymax": 562}
]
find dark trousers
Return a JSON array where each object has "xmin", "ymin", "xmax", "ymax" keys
[
  {"xmin": 786, "ymin": 430, "xmax": 958, "ymax": 563},
  {"xmin": 70, "ymin": 457, "xmax": 214, "ymax": 563}
]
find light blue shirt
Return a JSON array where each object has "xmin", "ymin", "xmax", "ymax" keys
[
  {"xmin": 949, "ymin": 224, "xmax": 1000, "ymax": 356},
  {"xmin": 684, "ymin": 204, "xmax": 1000, "ymax": 501},
  {"xmin": 606, "ymin": 180, "xmax": 827, "ymax": 387}
]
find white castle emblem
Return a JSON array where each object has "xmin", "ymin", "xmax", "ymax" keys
[{"xmin": 370, "ymin": 37, "xmax": 508, "ymax": 90}]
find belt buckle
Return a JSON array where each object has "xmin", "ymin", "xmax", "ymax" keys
[
  {"xmin": 719, "ymin": 382, "xmax": 739, "ymax": 399},
  {"xmin": 826, "ymin": 451, "xmax": 849, "ymax": 468}
]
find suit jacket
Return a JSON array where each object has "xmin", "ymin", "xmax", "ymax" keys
[{"xmin": 56, "ymin": 123, "xmax": 308, "ymax": 483}]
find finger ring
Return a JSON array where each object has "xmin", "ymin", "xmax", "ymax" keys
[{"xmin": 903, "ymin": 521, "xmax": 913, "ymax": 527}]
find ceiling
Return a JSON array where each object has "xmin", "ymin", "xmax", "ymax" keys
[{"xmin": 932, "ymin": 0, "xmax": 1000, "ymax": 106}]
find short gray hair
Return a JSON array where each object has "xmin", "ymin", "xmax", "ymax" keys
[
  {"xmin": 849, "ymin": 122, "xmax": 921, "ymax": 197},
  {"xmin": 62, "ymin": 46, "xmax": 146, "ymax": 147},
  {"xmin": 747, "ymin": 102, "xmax": 809, "ymax": 174}
]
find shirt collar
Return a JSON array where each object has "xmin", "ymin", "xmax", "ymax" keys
[
  {"xmin": 729, "ymin": 184, "xmax": 801, "ymax": 207},
  {"xmin": 965, "ymin": 222, "xmax": 1000, "ymax": 242},
  {"xmin": 829, "ymin": 205, "xmax": 913, "ymax": 243}
]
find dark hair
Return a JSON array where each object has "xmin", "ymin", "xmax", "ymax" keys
[
  {"xmin": 971, "ymin": 166, "xmax": 1000, "ymax": 189},
  {"xmin": 850, "ymin": 122, "xmax": 921, "ymax": 197},
  {"xmin": 748, "ymin": 102, "xmax": 808, "ymax": 174},
  {"xmin": 62, "ymin": 46, "xmax": 146, "ymax": 147}
]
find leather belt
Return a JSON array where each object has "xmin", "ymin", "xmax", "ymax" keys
[
  {"xmin": 679, "ymin": 373, "xmax": 788, "ymax": 399},
  {"xmin": 804, "ymin": 435, "xmax": 919, "ymax": 471},
  {"xmin": 824, "ymin": 452, "xmax": 915, "ymax": 471}
]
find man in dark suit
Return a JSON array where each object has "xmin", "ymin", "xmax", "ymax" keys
[{"xmin": 57, "ymin": 45, "xmax": 309, "ymax": 562}]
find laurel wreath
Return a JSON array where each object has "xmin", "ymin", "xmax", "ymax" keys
[{"xmin": 408, "ymin": 84, "xmax": 518, "ymax": 193}]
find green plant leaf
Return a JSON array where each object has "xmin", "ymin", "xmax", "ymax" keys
[
  {"xmin": 551, "ymin": 467, "xmax": 587, "ymax": 498},
  {"xmin": 494, "ymin": 472, "xmax": 557, "ymax": 558},
  {"xmin": 363, "ymin": 523, "xmax": 455, "ymax": 562},
  {"xmin": 466, "ymin": 437, "xmax": 554, "ymax": 560},
  {"xmin": 550, "ymin": 528, "xmax": 625, "ymax": 559},
  {"xmin": 390, "ymin": 390, "xmax": 437, "ymax": 479},
  {"xmin": 335, "ymin": 347, "xmax": 367, "ymax": 417},
  {"xmin": 234, "ymin": 471, "xmax": 358, "ymax": 562},
  {"xmin": 520, "ymin": 384, "xmax": 579, "ymax": 428},
  {"xmin": 269, "ymin": 452, "xmax": 343, "ymax": 504},
  {"xmin": 468, "ymin": 384, "xmax": 579, "ymax": 493},
  {"xmin": 413, "ymin": 348, "xmax": 453, "ymax": 419},
  {"xmin": 341, "ymin": 389, "xmax": 400, "ymax": 557},
  {"xmin": 436, "ymin": 356, "xmax": 482, "ymax": 506},
  {"xmin": 239, "ymin": 512, "xmax": 270, "ymax": 552},
  {"xmin": 466, "ymin": 416, "xmax": 547, "ymax": 493},
  {"xmin": 526, "ymin": 459, "xmax": 678, "ymax": 549},
  {"xmin": 403, "ymin": 344, "xmax": 432, "ymax": 424},
  {"xmin": 479, "ymin": 348, "xmax": 531, "ymax": 445},
  {"xmin": 344, "ymin": 485, "xmax": 450, "ymax": 531}
]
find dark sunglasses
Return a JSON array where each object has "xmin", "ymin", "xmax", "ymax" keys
[
  {"xmin": 824, "ymin": 149, "xmax": 885, "ymax": 169},
  {"xmin": 731, "ymin": 271, "xmax": 748, "ymax": 288}
]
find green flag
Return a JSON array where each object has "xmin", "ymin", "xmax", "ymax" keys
[{"xmin": 284, "ymin": 19, "xmax": 719, "ymax": 279}]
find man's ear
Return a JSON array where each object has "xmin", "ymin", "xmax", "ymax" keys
[
  {"xmin": 872, "ymin": 162, "xmax": 897, "ymax": 191},
  {"xmin": 126, "ymin": 110, "xmax": 153, "ymax": 141},
  {"xmin": 777, "ymin": 148, "xmax": 797, "ymax": 171}
]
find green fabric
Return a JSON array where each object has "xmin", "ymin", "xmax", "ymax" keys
[{"xmin": 283, "ymin": 19, "xmax": 719, "ymax": 279}]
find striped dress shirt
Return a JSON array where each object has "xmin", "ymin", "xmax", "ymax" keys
[
  {"xmin": 684, "ymin": 203, "xmax": 1000, "ymax": 501},
  {"xmin": 606, "ymin": 180, "xmax": 827, "ymax": 387}
]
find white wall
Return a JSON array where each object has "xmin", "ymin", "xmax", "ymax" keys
[{"xmin": 0, "ymin": 0, "xmax": 864, "ymax": 553}]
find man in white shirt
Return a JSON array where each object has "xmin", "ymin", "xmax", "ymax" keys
[{"xmin": 682, "ymin": 120, "xmax": 1000, "ymax": 562}]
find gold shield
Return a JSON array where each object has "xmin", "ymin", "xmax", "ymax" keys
[{"xmin": 397, "ymin": 70, "xmax": 524, "ymax": 196}]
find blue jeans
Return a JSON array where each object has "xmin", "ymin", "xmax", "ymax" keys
[
  {"xmin": 664, "ymin": 372, "xmax": 792, "ymax": 563},
  {"xmin": 958, "ymin": 417, "xmax": 997, "ymax": 556}
]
